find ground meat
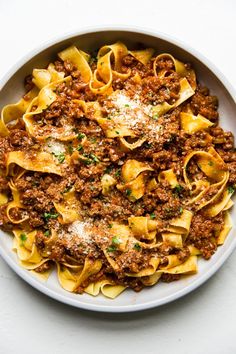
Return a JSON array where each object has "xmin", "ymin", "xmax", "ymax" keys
[
  {"xmin": 161, "ymin": 273, "xmax": 181, "ymax": 282},
  {"xmin": 0, "ymin": 176, "xmax": 10, "ymax": 193},
  {"xmin": 190, "ymin": 85, "xmax": 218, "ymax": 121},
  {"xmin": 187, "ymin": 212, "xmax": 224, "ymax": 259},
  {"xmin": 34, "ymin": 261, "xmax": 53, "ymax": 273},
  {"xmin": 28, "ymin": 211, "xmax": 45, "ymax": 228},
  {"xmin": 9, "ymin": 129, "xmax": 34, "ymax": 148},
  {"xmin": 226, "ymin": 162, "xmax": 236, "ymax": 185},
  {"xmin": 24, "ymin": 75, "xmax": 34, "ymax": 92}
]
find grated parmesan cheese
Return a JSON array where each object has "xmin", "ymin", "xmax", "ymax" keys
[
  {"xmin": 68, "ymin": 220, "xmax": 93, "ymax": 244},
  {"xmin": 43, "ymin": 139, "xmax": 66, "ymax": 155},
  {"xmin": 107, "ymin": 90, "xmax": 161, "ymax": 143}
]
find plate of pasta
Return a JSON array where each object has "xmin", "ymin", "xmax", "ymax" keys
[{"xmin": 0, "ymin": 27, "xmax": 236, "ymax": 312}]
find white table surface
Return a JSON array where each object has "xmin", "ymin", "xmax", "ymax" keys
[{"xmin": 0, "ymin": 1, "xmax": 236, "ymax": 353}]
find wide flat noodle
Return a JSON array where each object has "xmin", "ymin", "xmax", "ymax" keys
[
  {"xmin": 57, "ymin": 258, "xmax": 102, "ymax": 292},
  {"xmin": 152, "ymin": 78, "xmax": 195, "ymax": 117},
  {"xmin": 183, "ymin": 148, "xmax": 229, "ymax": 211},
  {"xmin": 23, "ymin": 76, "xmax": 77, "ymax": 141},
  {"xmin": 0, "ymin": 87, "xmax": 38, "ymax": 137},
  {"xmin": 167, "ymin": 209, "xmax": 193, "ymax": 235},
  {"xmin": 54, "ymin": 190, "xmax": 81, "ymax": 224},
  {"xmin": 85, "ymin": 279, "xmax": 126, "ymax": 299},
  {"xmin": 6, "ymin": 180, "xmax": 29, "ymax": 224},
  {"xmin": 129, "ymin": 48, "xmax": 155, "ymax": 65},
  {"xmin": 12, "ymin": 230, "xmax": 48, "ymax": 270},
  {"xmin": 58, "ymin": 45, "xmax": 92, "ymax": 83},
  {"xmin": 158, "ymin": 169, "xmax": 178, "ymax": 188},
  {"xmin": 128, "ymin": 216, "xmax": 159, "ymax": 240},
  {"xmin": 6, "ymin": 151, "xmax": 62, "ymax": 176},
  {"xmin": 158, "ymin": 256, "xmax": 198, "ymax": 275},
  {"xmin": 117, "ymin": 159, "xmax": 153, "ymax": 202},
  {"xmin": 89, "ymin": 42, "xmax": 130, "ymax": 94},
  {"xmin": 32, "ymin": 63, "xmax": 65, "ymax": 89},
  {"xmin": 154, "ymin": 53, "xmax": 196, "ymax": 89},
  {"xmin": 180, "ymin": 112, "xmax": 214, "ymax": 134},
  {"xmin": 126, "ymin": 257, "xmax": 159, "ymax": 277}
]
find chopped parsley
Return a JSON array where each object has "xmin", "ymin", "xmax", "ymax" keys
[
  {"xmin": 108, "ymin": 223, "xmax": 113, "ymax": 229},
  {"xmin": 90, "ymin": 137, "xmax": 97, "ymax": 144},
  {"xmin": 144, "ymin": 142, "xmax": 152, "ymax": 149},
  {"xmin": 44, "ymin": 230, "xmax": 51, "ymax": 237},
  {"xmin": 77, "ymin": 145, "xmax": 84, "ymax": 152},
  {"xmin": 83, "ymin": 158, "xmax": 93, "ymax": 165},
  {"xmin": 150, "ymin": 213, "xmax": 156, "ymax": 219},
  {"xmin": 82, "ymin": 153, "xmax": 100, "ymax": 164},
  {"xmin": 105, "ymin": 166, "xmax": 113, "ymax": 174},
  {"xmin": 153, "ymin": 113, "xmax": 159, "ymax": 120},
  {"xmin": 124, "ymin": 104, "xmax": 130, "ymax": 107},
  {"xmin": 77, "ymin": 132, "xmax": 85, "ymax": 140},
  {"xmin": 179, "ymin": 207, "xmax": 183, "ymax": 214},
  {"xmin": 115, "ymin": 169, "xmax": 121, "ymax": 177},
  {"xmin": 20, "ymin": 233, "xmax": 27, "ymax": 246},
  {"xmin": 112, "ymin": 236, "xmax": 122, "ymax": 245},
  {"xmin": 90, "ymin": 153, "xmax": 100, "ymax": 163},
  {"xmin": 208, "ymin": 161, "xmax": 214, "ymax": 166},
  {"xmin": 228, "ymin": 186, "xmax": 235, "ymax": 194},
  {"xmin": 133, "ymin": 243, "xmax": 141, "ymax": 251},
  {"xmin": 173, "ymin": 184, "xmax": 183, "ymax": 196},
  {"xmin": 107, "ymin": 246, "xmax": 117, "ymax": 252},
  {"xmin": 125, "ymin": 189, "xmax": 132, "ymax": 196},
  {"xmin": 43, "ymin": 212, "xmax": 59, "ymax": 220},
  {"xmin": 115, "ymin": 131, "xmax": 120, "ymax": 135},
  {"xmin": 68, "ymin": 144, "xmax": 73, "ymax": 155},
  {"xmin": 52, "ymin": 152, "xmax": 65, "ymax": 164},
  {"xmin": 62, "ymin": 186, "xmax": 72, "ymax": 194}
]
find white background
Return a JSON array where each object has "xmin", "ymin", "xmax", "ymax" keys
[{"xmin": 0, "ymin": 0, "xmax": 236, "ymax": 353}]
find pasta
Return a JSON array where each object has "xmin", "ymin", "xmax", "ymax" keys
[{"xmin": 0, "ymin": 42, "xmax": 235, "ymax": 299}]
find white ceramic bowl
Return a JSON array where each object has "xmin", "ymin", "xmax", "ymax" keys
[{"xmin": 0, "ymin": 26, "xmax": 236, "ymax": 313}]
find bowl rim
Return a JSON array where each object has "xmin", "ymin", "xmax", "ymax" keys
[{"xmin": 0, "ymin": 25, "xmax": 236, "ymax": 313}]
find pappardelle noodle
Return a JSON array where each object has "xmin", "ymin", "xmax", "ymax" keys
[{"xmin": 0, "ymin": 42, "xmax": 235, "ymax": 299}]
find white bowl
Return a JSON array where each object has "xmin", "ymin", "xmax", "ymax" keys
[{"xmin": 0, "ymin": 26, "xmax": 236, "ymax": 313}]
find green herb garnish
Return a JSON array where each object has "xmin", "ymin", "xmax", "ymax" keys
[
  {"xmin": 150, "ymin": 213, "xmax": 156, "ymax": 219},
  {"xmin": 125, "ymin": 189, "xmax": 132, "ymax": 196},
  {"xmin": 179, "ymin": 207, "xmax": 183, "ymax": 214},
  {"xmin": 208, "ymin": 161, "xmax": 214, "ymax": 166},
  {"xmin": 43, "ymin": 212, "xmax": 59, "ymax": 220},
  {"xmin": 90, "ymin": 153, "xmax": 100, "ymax": 163},
  {"xmin": 228, "ymin": 186, "xmax": 235, "ymax": 194},
  {"xmin": 115, "ymin": 169, "xmax": 121, "ymax": 177},
  {"xmin": 90, "ymin": 137, "xmax": 97, "ymax": 144},
  {"xmin": 153, "ymin": 113, "xmax": 159, "ymax": 120},
  {"xmin": 52, "ymin": 152, "xmax": 65, "ymax": 164},
  {"xmin": 44, "ymin": 230, "xmax": 51, "ymax": 237},
  {"xmin": 77, "ymin": 145, "xmax": 84, "ymax": 152},
  {"xmin": 68, "ymin": 144, "xmax": 73, "ymax": 155},
  {"xmin": 20, "ymin": 233, "xmax": 27, "ymax": 246},
  {"xmin": 105, "ymin": 166, "xmax": 113, "ymax": 174},
  {"xmin": 62, "ymin": 186, "xmax": 72, "ymax": 194},
  {"xmin": 107, "ymin": 246, "xmax": 117, "ymax": 252},
  {"xmin": 77, "ymin": 132, "xmax": 85, "ymax": 140},
  {"xmin": 134, "ymin": 243, "xmax": 141, "ymax": 251},
  {"xmin": 173, "ymin": 184, "xmax": 183, "ymax": 196},
  {"xmin": 112, "ymin": 236, "xmax": 122, "ymax": 245}
]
